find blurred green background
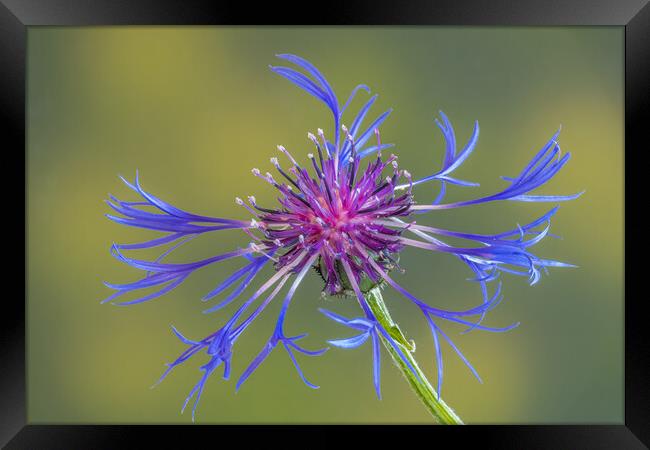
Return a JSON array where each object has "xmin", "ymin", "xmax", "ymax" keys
[{"xmin": 27, "ymin": 27, "xmax": 623, "ymax": 424}]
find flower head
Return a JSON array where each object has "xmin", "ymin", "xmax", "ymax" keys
[{"xmin": 104, "ymin": 54, "xmax": 581, "ymax": 419}]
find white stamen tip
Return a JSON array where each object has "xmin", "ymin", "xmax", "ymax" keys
[
  {"xmin": 270, "ymin": 157, "xmax": 279, "ymax": 166},
  {"xmin": 235, "ymin": 197, "xmax": 243, "ymax": 205},
  {"xmin": 317, "ymin": 128, "xmax": 324, "ymax": 135},
  {"xmin": 341, "ymin": 124, "xmax": 348, "ymax": 132},
  {"xmin": 348, "ymin": 157, "xmax": 354, "ymax": 163},
  {"xmin": 277, "ymin": 145, "xmax": 286, "ymax": 152},
  {"xmin": 274, "ymin": 239, "xmax": 282, "ymax": 247},
  {"xmin": 386, "ymin": 176, "xmax": 392, "ymax": 183},
  {"xmin": 250, "ymin": 219, "xmax": 259, "ymax": 228},
  {"xmin": 403, "ymin": 170, "xmax": 411, "ymax": 178},
  {"xmin": 247, "ymin": 195, "xmax": 256, "ymax": 204},
  {"xmin": 299, "ymin": 235, "xmax": 305, "ymax": 243},
  {"xmin": 251, "ymin": 168, "xmax": 261, "ymax": 175},
  {"xmin": 308, "ymin": 132, "xmax": 316, "ymax": 140},
  {"xmin": 391, "ymin": 161, "xmax": 398, "ymax": 169}
]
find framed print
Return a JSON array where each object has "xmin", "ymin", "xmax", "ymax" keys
[{"xmin": 4, "ymin": 0, "xmax": 649, "ymax": 448}]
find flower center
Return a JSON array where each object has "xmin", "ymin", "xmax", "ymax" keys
[{"xmin": 249, "ymin": 138, "xmax": 414, "ymax": 296}]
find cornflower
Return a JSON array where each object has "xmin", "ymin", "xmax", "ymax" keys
[{"xmin": 104, "ymin": 54, "xmax": 581, "ymax": 423}]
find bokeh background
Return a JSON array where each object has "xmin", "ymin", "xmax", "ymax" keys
[{"xmin": 27, "ymin": 27, "xmax": 623, "ymax": 424}]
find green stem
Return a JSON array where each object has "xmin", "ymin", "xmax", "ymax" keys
[{"xmin": 365, "ymin": 287, "xmax": 464, "ymax": 425}]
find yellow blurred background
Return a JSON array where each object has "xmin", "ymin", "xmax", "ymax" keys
[{"xmin": 27, "ymin": 27, "xmax": 623, "ymax": 424}]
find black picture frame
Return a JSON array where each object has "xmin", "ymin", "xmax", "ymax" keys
[{"xmin": 4, "ymin": 1, "xmax": 648, "ymax": 448}]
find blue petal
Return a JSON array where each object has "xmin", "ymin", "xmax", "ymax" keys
[
  {"xmin": 283, "ymin": 342, "xmax": 320, "ymax": 389},
  {"xmin": 276, "ymin": 54, "xmax": 339, "ymax": 112},
  {"xmin": 371, "ymin": 333, "xmax": 382, "ymax": 400},
  {"xmin": 270, "ymin": 66, "xmax": 334, "ymax": 111},
  {"xmin": 353, "ymin": 109, "xmax": 393, "ymax": 150},
  {"xmin": 435, "ymin": 325, "xmax": 483, "ymax": 384},
  {"xmin": 114, "ymin": 232, "xmax": 184, "ymax": 250},
  {"xmin": 236, "ymin": 343, "xmax": 273, "ymax": 391},
  {"xmin": 328, "ymin": 332, "xmax": 371, "ymax": 349},
  {"xmin": 508, "ymin": 191, "xmax": 584, "ymax": 202},
  {"xmin": 112, "ymin": 275, "xmax": 189, "ymax": 306},
  {"xmin": 170, "ymin": 325, "xmax": 199, "ymax": 345},
  {"xmin": 356, "ymin": 143, "xmax": 395, "ymax": 160},
  {"xmin": 202, "ymin": 262, "xmax": 257, "ymax": 302},
  {"xmin": 341, "ymin": 84, "xmax": 371, "ymax": 114},
  {"xmin": 340, "ymin": 94, "xmax": 378, "ymax": 160},
  {"xmin": 426, "ymin": 316, "xmax": 444, "ymax": 400}
]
